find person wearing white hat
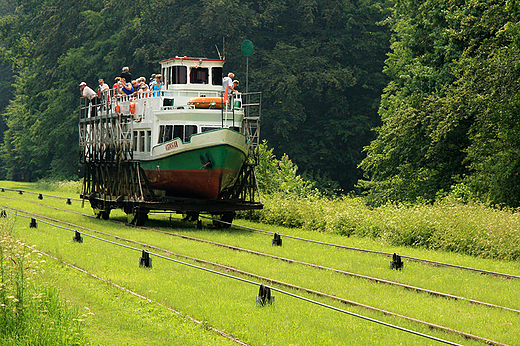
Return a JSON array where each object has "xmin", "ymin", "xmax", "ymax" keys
[{"xmin": 80, "ymin": 82, "xmax": 99, "ymax": 116}]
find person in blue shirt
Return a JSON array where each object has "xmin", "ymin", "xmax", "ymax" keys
[
  {"xmin": 152, "ymin": 74, "xmax": 163, "ymax": 96},
  {"xmin": 120, "ymin": 77, "xmax": 134, "ymax": 96}
]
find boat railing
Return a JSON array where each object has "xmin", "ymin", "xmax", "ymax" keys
[
  {"xmin": 79, "ymin": 94, "xmax": 134, "ymax": 164},
  {"xmin": 235, "ymin": 91, "xmax": 262, "ymax": 154}
]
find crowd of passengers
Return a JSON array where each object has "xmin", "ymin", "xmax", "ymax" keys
[
  {"xmin": 80, "ymin": 66, "xmax": 163, "ymax": 105},
  {"xmin": 80, "ymin": 67, "xmax": 240, "ymax": 116},
  {"xmin": 109, "ymin": 66, "xmax": 163, "ymax": 99}
]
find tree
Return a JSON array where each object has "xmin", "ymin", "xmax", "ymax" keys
[
  {"xmin": 254, "ymin": 0, "xmax": 392, "ymax": 192},
  {"xmin": 360, "ymin": 0, "xmax": 520, "ymax": 206},
  {"xmin": 0, "ymin": 0, "xmax": 392, "ymax": 190}
]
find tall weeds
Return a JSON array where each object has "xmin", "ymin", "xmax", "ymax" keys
[
  {"xmin": 246, "ymin": 193, "xmax": 520, "ymax": 260},
  {"xmin": 0, "ymin": 219, "xmax": 88, "ymax": 345}
]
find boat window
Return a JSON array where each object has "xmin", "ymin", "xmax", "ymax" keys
[
  {"xmin": 158, "ymin": 125, "xmax": 173, "ymax": 144},
  {"xmin": 133, "ymin": 131, "xmax": 138, "ymax": 151},
  {"xmin": 169, "ymin": 66, "xmax": 187, "ymax": 84},
  {"xmin": 157, "ymin": 125, "xmax": 164, "ymax": 144},
  {"xmin": 158, "ymin": 126, "xmax": 164, "ymax": 144},
  {"xmin": 212, "ymin": 67, "xmax": 223, "ymax": 86},
  {"xmin": 190, "ymin": 67, "xmax": 208, "ymax": 84},
  {"xmin": 174, "ymin": 125, "xmax": 183, "ymax": 141},
  {"xmin": 139, "ymin": 131, "xmax": 145, "ymax": 152},
  {"xmin": 146, "ymin": 131, "xmax": 151, "ymax": 152},
  {"xmin": 159, "ymin": 125, "xmax": 198, "ymax": 144},
  {"xmin": 201, "ymin": 127, "xmax": 219, "ymax": 133},
  {"xmin": 185, "ymin": 125, "xmax": 197, "ymax": 142},
  {"xmin": 164, "ymin": 125, "xmax": 173, "ymax": 142}
]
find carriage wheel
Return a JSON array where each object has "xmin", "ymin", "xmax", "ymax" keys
[
  {"xmin": 212, "ymin": 212, "xmax": 235, "ymax": 228},
  {"xmin": 127, "ymin": 207, "xmax": 148, "ymax": 226}
]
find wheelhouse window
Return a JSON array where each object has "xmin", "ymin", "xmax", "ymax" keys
[
  {"xmin": 212, "ymin": 67, "xmax": 223, "ymax": 86},
  {"xmin": 190, "ymin": 67, "xmax": 208, "ymax": 84},
  {"xmin": 166, "ymin": 66, "xmax": 187, "ymax": 85}
]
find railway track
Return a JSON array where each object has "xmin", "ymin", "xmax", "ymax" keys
[
  {"xmin": 0, "ymin": 193, "xmax": 517, "ymax": 344},
  {"xmin": 1, "ymin": 187, "xmax": 519, "ymax": 345},
  {"xmin": 27, "ymin": 245, "xmax": 252, "ymax": 346},
  {"xmin": 0, "ymin": 209, "xmax": 487, "ymax": 346},
  {"xmin": 3, "ymin": 186, "xmax": 519, "ymax": 280},
  {"xmin": 3, "ymin": 192, "xmax": 519, "ymax": 314}
]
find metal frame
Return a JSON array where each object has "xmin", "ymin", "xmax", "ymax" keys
[{"xmin": 79, "ymin": 89, "xmax": 263, "ymax": 222}]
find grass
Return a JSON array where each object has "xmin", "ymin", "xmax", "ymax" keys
[
  {"xmin": 40, "ymin": 260, "xmax": 238, "ymax": 346},
  {"xmin": 0, "ymin": 219, "xmax": 89, "ymax": 345},
  {"xmin": 1, "ymin": 180, "xmax": 520, "ymax": 345},
  {"xmin": 251, "ymin": 192, "xmax": 520, "ymax": 260}
]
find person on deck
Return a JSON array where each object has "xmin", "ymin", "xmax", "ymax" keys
[
  {"xmin": 233, "ymin": 80, "xmax": 239, "ymax": 93},
  {"xmin": 98, "ymin": 79, "xmax": 109, "ymax": 99},
  {"xmin": 152, "ymin": 74, "xmax": 163, "ymax": 96},
  {"xmin": 120, "ymin": 77, "xmax": 134, "ymax": 96},
  {"xmin": 121, "ymin": 67, "xmax": 132, "ymax": 85},
  {"xmin": 113, "ymin": 77, "xmax": 121, "ymax": 91},
  {"xmin": 222, "ymin": 73, "xmax": 235, "ymax": 94},
  {"xmin": 97, "ymin": 78, "xmax": 110, "ymax": 110},
  {"xmin": 131, "ymin": 79, "xmax": 140, "ymax": 95},
  {"xmin": 138, "ymin": 82, "xmax": 150, "ymax": 97},
  {"xmin": 149, "ymin": 74, "xmax": 156, "ymax": 88},
  {"xmin": 222, "ymin": 73, "xmax": 235, "ymax": 103},
  {"xmin": 80, "ymin": 82, "xmax": 99, "ymax": 117}
]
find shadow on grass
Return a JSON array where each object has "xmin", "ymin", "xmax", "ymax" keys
[{"xmin": 145, "ymin": 214, "xmax": 256, "ymax": 237}]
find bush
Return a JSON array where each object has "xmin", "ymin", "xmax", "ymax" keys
[
  {"xmin": 243, "ymin": 141, "xmax": 520, "ymax": 260},
  {"xmin": 255, "ymin": 140, "xmax": 319, "ymax": 198},
  {"xmin": 35, "ymin": 179, "xmax": 82, "ymax": 194},
  {"xmin": 245, "ymin": 192, "xmax": 520, "ymax": 260}
]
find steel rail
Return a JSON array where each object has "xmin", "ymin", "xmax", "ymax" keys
[
  {"xmin": 4, "ymin": 207, "xmax": 510, "ymax": 345},
  {"xmin": 2, "ymin": 199, "xmax": 520, "ymax": 315},
  {"xmin": 139, "ymin": 227, "xmax": 520, "ymax": 314},
  {"xmin": 18, "ymin": 218, "xmax": 465, "ymax": 346},
  {"xmin": 24, "ymin": 245, "xmax": 252, "ymax": 346},
  {"xmin": 0, "ymin": 186, "xmax": 82, "ymax": 202},
  {"xmin": 3, "ymin": 187, "xmax": 520, "ymax": 281},
  {"xmin": 200, "ymin": 216, "xmax": 520, "ymax": 280}
]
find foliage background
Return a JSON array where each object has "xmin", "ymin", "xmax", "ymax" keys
[
  {"xmin": 359, "ymin": 0, "xmax": 520, "ymax": 207},
  {"xmin": 0, "ymin": 0, "xmax": 391, "ymax": 193},
  {"xmin": 2, "ymin": 0, "xmax": 520, "ymax": 208}
]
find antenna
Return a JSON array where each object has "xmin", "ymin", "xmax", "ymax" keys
[
  {"xmin": 222, "ymin": 37, "xmax": 225, "ymax": 60},
  {"xmin": 215, "ymin": 44, "xmax": 222, "ymax": 60}
]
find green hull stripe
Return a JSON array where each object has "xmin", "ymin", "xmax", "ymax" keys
[{"xmin": 139, "ymin": 144, "xmax": 246, "ymax": 171}]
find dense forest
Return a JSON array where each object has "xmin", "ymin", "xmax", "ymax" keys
[
  {"xmin": 359, "ymin": 0, "xmax": 520, "ymax": 207},
  {"xmin": 1, "ymin": 0, "xmax": 520, "ymax": 207},
  {"xmin": 0, "ymin": 0, "xmax": 391, "ymax": 191}
]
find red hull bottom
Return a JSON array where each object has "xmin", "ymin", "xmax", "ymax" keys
[{"xmin": 144, "ymin": 168, "xmax": 238, "ymax": 200}]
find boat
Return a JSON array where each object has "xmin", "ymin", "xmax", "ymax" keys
[{"xmin": 79, "ymin": 55, "xmax": 262, "ymax": 225}]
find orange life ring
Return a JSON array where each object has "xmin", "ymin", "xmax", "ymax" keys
[
  {"xmin": 187, "ymin": 97, "xmax": 223, "ymax": 109},
  {"xmin": 129, "ymin": 102, "xmax": 136, "ymax": 114},
  {"xmin": 114, "ymin": 105, "xmax": 121, "ymax": 113}
]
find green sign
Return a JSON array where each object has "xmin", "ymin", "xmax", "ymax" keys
[{"xmin": 241, "ymin": 40, "xmax": 254, "ymax": 57}]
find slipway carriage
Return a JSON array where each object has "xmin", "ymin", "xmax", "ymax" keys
[{"xmin": 79, "ymin": 56, "xmax": 262, "ymax": 226}]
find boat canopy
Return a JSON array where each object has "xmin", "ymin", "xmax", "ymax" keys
[{"xmin": 160, "ymin": 56, "xmax": 226, "ymax": 89}]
